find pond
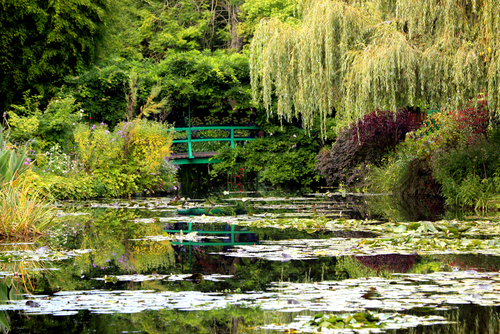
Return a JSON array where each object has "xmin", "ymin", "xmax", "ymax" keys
[{"xmin": 2, "ymin": 193, "xmax": 500, "ymax": 333}]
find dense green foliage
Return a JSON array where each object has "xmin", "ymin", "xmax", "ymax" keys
[
  {"xmin": 239, "ymin": 0, "xmax": 300, "ymax": 40},
  {"xmin": 210, "ymin": 124, "xmax": 321, "ymax": 192},
  {"xmin": 62, "ymin": 51, "xmax": 253, "ymax": 127},
  {"xmin": 6, "ymin": 92, "xmax": 81, "ymax": 151},
  {"xmin": 368, "ymin": 101, "xmax": 500, "ymax": 220},
  {"xmin": 0, "ymin": 0, "xmax": 111, "ymax": 112},
  {"xmin": 2, "ymin": 0, "xmax": 498, "ymax": 211},
  {"xmin": 71, "ymin": 120, "xmax": 175, "ymax": 197}
]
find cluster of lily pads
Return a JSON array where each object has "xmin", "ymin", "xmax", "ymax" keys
[{"xmin": 262, "ymin": 312, "xmax": 450, "ymax": 333}]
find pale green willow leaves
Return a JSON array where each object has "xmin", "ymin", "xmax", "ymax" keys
[{"xmin": 250, "ymin": 0, "xmax": 500, "ymax": 134}]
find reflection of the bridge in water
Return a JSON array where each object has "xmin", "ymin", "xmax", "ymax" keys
[{"xmin": 164, "ymin": 222, "xmax": 259, "ymax": 272}]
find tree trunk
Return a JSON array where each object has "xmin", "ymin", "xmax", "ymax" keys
[{"xmin": 229, "ymin": 3, "xmax": 243, "ymax": 52}]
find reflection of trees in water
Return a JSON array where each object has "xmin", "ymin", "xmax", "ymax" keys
[
  {"xmin": 130, "ymin": 307, "xmax": 264, "ymax": 334},
  {"xmin": 398, "ymin": 305, "xmax": 500, "ymax": 334},
  {"xmin": 434, "ymin": 254, "xmax": 500, "ymax": 272},
  {"xmin": 5, "ymin": 303, "xmax": 500, "ymax": 333},
  {"xmin": 0, "ymin": 242, "xmax": 45, "ymax": 293},
  {"xmin": 171, "ymin": 222, "xmax": 259, "ymax": 275},
  {"xmin": 128, "ymin": 240, "xmax": 175, "ymax": 273},
  {"xmin": 355, "ymin": 254, "xmax": 418, "ymax": 273},
  {"xmin": 75, "ymin": 209, "xmax": 175, "ymax": 274}
]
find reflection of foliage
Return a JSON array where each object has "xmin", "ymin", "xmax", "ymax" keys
[
  {"xmin": 131, "ymin": 307, "xmax": 265, "ymax": 334},
  {"xmin": 9, "ymin": 311, "xmax": 138, "ymax": 334},
  {"xmin": 334, "ymin": 256, "xmax": 389, "ymax": 280},
  {"xmin": 354, "ymin": 254, "xmax": 417, "ymax": 274},
  {"xmin": 0, "ymin": 243, "xmax": 46, "ymax": 293},
  {"xmin": 235, "ymin": 257, "xmax": 339, "ymax": 292},
  {"xmin": 0, "ymin": 280, "xmax": 19, "ymax": 332},
  {"xmin": 71, "ymin": 209, "xmax": 174, "ymax": 275},
  {"xmin": 129, "ymin": 240, "xmax": 175, "ymax": 273},
  {"xmin": 37, "ymin": 208, "xmax": 175, "ymax": 293}
]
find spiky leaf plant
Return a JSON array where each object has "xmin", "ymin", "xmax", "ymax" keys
[{"xmin": 0, "ymin": 128, "xmax": 29, "ymax": 185}]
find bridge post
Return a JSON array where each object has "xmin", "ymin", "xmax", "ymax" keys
[
  {"xmin": 188, "ymin": 128, "xmax": 194, "ymax": 159},
  {"xmin": 230, "ymin": 128, "xmax": 235, "ymax": 148}
]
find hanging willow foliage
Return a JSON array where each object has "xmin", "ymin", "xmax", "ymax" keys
[{"xmin": 250, "ymin": 0, "xmax": 500, "ymax": 134}]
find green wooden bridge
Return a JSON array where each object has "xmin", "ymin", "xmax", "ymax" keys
[{"xmin": 169, "ymin": 125, "xmax": 260, "ymax": 165}]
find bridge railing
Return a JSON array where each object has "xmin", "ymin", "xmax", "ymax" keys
[{"xmin": 171, "ymin": 126, "xmax": 260, "ymax": 160}]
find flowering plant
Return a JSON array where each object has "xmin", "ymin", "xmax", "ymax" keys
[{"xmin": 73, "ymin": 120, "xmax": 175, "ymax": 196}]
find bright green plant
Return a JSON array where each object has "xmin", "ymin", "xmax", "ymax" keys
[
  {"xmin": 431, "ymin": 140, "xmax": 500, "ymax": 213},
  {"xmin": 26, "ymin": 170, "xmax": 109, "ymax": 200},
  {"xmin": 74, "ymin": 119, "xmax": 174, "ymax": 197},
  {"xmin": 0, "ymin": 128, "xmax": 29, "ymax": 185},
  {"xmin": 239, "ymin": 0, "xmax": 300, "ymax": 40},
  {"xmin": 7, "ymin": 92, "xmax": 81, "ymax": 151}
]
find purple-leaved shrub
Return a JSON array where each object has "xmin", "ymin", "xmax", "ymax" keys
[{"xmin": 316, "ymin": 108, "xmax": 421, "ymax": 189}]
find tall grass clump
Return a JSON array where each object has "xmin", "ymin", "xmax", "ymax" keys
[{"xmin": 0, "ymin": 178, "xmax": 54, "ymax": 238}]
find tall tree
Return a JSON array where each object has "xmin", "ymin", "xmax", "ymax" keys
[
  {"xmin": 0, "ymin": 0, "xmax": 111, "ymax": 112},
  {"xmin": 250, "ymin": 0, "xmax": 500, "ymax": 133}
]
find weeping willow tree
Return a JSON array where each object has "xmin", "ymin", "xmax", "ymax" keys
[{"xmin": 250, "ymin": 0, "xmax": 500, "ymax": 133}]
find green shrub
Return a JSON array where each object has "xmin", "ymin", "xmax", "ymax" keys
[
  {"xmin": 7, "ymin": 92, "xmax": 81, "ymax": 152},
  {"xmin": 73, "ymin": 119, "xmax": 175, "ymax": 197},
  {"xmin": 368, "ymin": 151, "xmax": 445, "ymax": 221},
  {"xmin": 27, "ymin": 171, "xmax": 109, "ymax": 200},
  {"xmin": 368, "ymin": 101, "xmax": 499, "ymax": 219},
  {"xmin": 210, "ymin": 125, "xmax": 321, "ymax": 192},
  {"xmin": 431, "ymin": 139, "xmax": 500, "ymax": 213}
]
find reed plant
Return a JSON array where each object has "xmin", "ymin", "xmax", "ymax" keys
[{"xmin": 0, "ymin": 176, "xmax": 55, "ymax": 239}]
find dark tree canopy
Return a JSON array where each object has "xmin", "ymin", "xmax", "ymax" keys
[{"xmin": 0, "ymin": 0, "xmax": 110, "ymax": 111}]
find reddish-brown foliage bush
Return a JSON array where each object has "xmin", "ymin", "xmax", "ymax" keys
[{"xmin": 316, "ymin": 108, "xmax": 422, "ymax": 188}]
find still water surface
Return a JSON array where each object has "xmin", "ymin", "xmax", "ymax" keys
[{"xmin": 2, "ymin": 194, "xmax": 500, "ymax": 333}]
